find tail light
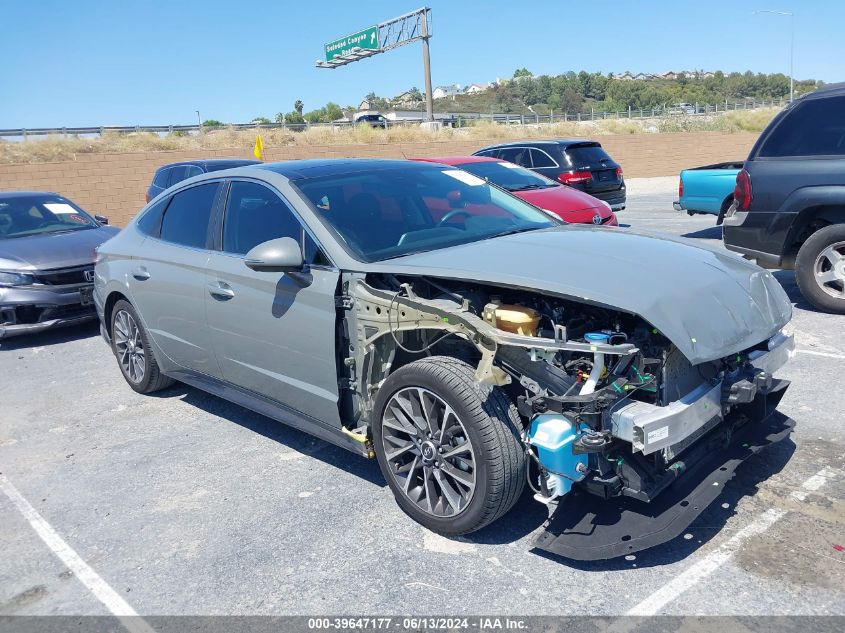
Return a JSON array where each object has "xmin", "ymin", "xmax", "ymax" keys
[
  {"xmin": 558, "ymin": 170, "xmax": 592, "ymax": 185},
  {"xmin": 145, "ymin": 192, "xmax": 151, "ymax": 203},
  {"xmin": 615, "ymin": 167, "xmax": 623, "ymax": 179},
  {"xmin": 679, "ymin": 177, "xmax": 684, "ymax": 199},
  {"xmin": 734, "ymin": 169, "xmax": 752, "ymax": 211}
]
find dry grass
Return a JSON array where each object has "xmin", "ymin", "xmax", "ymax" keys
[{"xmin": 0, "ymin": 109, "xmax": 780, "ymax": 164}]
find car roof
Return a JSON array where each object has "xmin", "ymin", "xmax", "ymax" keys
[
  {"xmin": 154, "ymin": 158, "xmax": 261, "ymax": 170},
  {"xmin": 0, "ymin": 191, "xmax": 61, "ymax": 199},
  {"xmin": 800, "ymin": 82, "xmax": 845, "ymax": 99},
  {"xmin": 253, "ymin": 158, "xmax": 443, "ymax": 180},
  {"xmin": 412, "ymin": 156, "xmax": 503, "ymax": 166},
  {"xmin": 480, "ymin": 138, "xmax": 598, "ymax": 149}
]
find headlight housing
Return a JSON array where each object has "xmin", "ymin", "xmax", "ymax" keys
[{"xmin": 0, "ymin": 271, "xmax": 37, "ymax": 287}]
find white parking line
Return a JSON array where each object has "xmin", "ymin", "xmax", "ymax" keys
[
  {"xmin": 0, "ymin": 473, "xmax": 154, "ymax": 633},
  {"xmin": 795, "ymin": 349, "xmax": 845, "ymax": 360},
  {"xmin": 622, "ymin": 465, "xmax": 834, "ymax": 617}
]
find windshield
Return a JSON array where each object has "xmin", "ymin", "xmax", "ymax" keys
[
  {"xmin": 294, "ymin": 165, "xmax": 557, "ymax": 262},
  {"xmin": 0, "ymin": 196, "xmax": 99, "ymax": 239},
  {"xmin": 457, "ymin": 161, "xmax": 558, "ymax": 191}
]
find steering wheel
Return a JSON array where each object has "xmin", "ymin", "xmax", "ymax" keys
[{"xmin": 437, "ymin": 209, "xmax": 473, "ymax": 227}]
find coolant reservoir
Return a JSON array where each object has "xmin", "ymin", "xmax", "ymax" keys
[{"xmin": 482, "ymin": 303, "xmax": 540, "ymax": 336}]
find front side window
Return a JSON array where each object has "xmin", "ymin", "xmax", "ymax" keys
[
  {"xmin": 758, "ymin": 96, "xmax": 845, "ymax": 157},
  {"xmin": 222, "ymin": 181, "xmax": 302, "ymax": 256},
  {"xmin": 159, "ymin": 183, "xmax": 218, "ymax": 248},
  {"xmin": 294, "ymin": 165, "xmax": 556, "ymax": 263}
]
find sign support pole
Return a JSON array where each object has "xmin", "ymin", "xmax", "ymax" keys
[{"xmin": 421, "ymin": 11, "xmax": 433, "ymax": 122}]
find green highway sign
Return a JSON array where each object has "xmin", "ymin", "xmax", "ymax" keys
[{"xmin": 324, "ymin": 25, "xmax": 379, "ymax": 61}]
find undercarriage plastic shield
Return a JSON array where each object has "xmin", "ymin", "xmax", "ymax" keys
[{"xmin": 533, "ymin": 381, "xmax": 794, "ymax": 561}]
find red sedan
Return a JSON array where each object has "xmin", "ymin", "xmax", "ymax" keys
[{"xmin": 413, "ymin": 156, "xmax": 618, "ymax": 226}]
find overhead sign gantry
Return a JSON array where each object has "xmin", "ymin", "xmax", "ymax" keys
[{"xmin": 316, "ymin": 7, "xmax": 434, "ymax": 121}]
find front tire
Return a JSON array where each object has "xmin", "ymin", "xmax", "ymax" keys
[
  {"xmin": 372, "ymin": 356, "xmax": 526, "ymax": 536},
  {"xmin": 110, "ymin": 300, "xmax": 175, "ymax": 393},
  {"xmin": 795, "ymin": 224, "xmax": 845, "ymax": 314}
]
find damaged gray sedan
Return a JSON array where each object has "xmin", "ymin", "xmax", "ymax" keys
[{"xmin": 94, "ymin": 159, "xmax": 795, "ymax": 559}]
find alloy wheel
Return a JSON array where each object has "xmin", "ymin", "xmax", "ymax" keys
[
  {"xmin": 113, "ymin": 310, "xmax": 146, "ymax": 383},
  {"xmin": 381, "ymin": 387, "xmax": 477, "ymax": 518},
  {"xmin": 813, "ymin": 241, "xmax": 845, "ymax": 299}
]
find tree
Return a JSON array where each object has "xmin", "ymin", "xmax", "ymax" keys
[
  {"xmin": 560, "ymin": 88, "xmax": 583, "ymax": 113},
  {"xmin": 408, "ymin": 87, "xmax": 423, "ymax": 101},
  {"xmin": 251, "ymin": 116, "xmax": 271, "ymax": 124},
  {"xmin": 201, "ymin": 119, "xmax": 223, "ymax": 127},
  {"xmin": 274, "ymin": 112, "xmax": 285, "ymax": 124},
  {"xmin": 513, "ymin": 67, "xmax": 533, "ymax": 79},
  {"xmin": 294, "ymin": 100, "xmax": 304, "ymax": 115}
]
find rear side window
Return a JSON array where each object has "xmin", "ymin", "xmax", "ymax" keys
[
  {"xmin": 152, "ymin": 169, "xmax": 170, "ymax": 188},
  {"xmin": 564, "ymin": 144, "xmax": 612, "ymax": 167},
  {"xmin": 474, "ymin": 149, "xmax": 499, "ymax": 158},
  {"xmin": 530, "ymin": 148, "xmax": 557, "ymax": 167},
  {"xmin": 167, "ymin": 166, "xmax": 189, "ymax": 187},
  {"xmin": 160, "ymin": 183, "xmax": 218, "ymax": 248},
  {"xmin": 185, "ymin": 165, "xmax": 204, "ymax": 178},
  {"xmin": 758, "ymin": 96, "xmax": 845, "ymax": 157},
  {"xmin": 498, "ymin": 147, "xmax": 531, "ymax": 167},
  {"xmin": 137, "ymin": 197, "xmax": 169, "ymax": 236},
  {"xmin": 223, "ymin": 181, "xmax": 302, "ymax": 255}
]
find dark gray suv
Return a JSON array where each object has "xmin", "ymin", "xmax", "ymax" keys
[{"xmin": 723, "ymin": 83, "xmax": 845, "ymax": 313}]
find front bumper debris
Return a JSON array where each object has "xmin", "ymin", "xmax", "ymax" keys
[
  {"xmin": 610, "ymin": 333, "xmax": 794, "ymax": 455},
  {"xmin": 0, "ymin": 284, "xmax": 96, "ymax": 340},
  {"xmin": 533, "ymin": 379, "xmax": 793, "ymax": 561}
]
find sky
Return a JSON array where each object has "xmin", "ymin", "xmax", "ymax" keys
[{"xmin": 0, "ymin": 0, "xmax": 841, "ymax": 128}]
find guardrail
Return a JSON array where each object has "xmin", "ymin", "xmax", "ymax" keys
[{"xmin": 0, "ymin": 98, "xmax": 785, "ymax": 139}]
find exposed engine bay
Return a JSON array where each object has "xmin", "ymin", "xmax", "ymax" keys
[{"xmin": 336, "ymin": 272, "xmax": 795, "ymax": 558}]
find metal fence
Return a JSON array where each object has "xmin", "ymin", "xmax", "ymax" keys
[{"xmin": 0, "ymin": 98, "xmax": 785, "ymax": 140}]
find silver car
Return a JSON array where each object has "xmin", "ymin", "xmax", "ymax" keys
[
  {"xmin": 94, "ymin": 159, "xmax": 795, "ymax": 559},
  {"xmin": 0, "ymin": 192, "xmax": 118, "ymax": 339}
]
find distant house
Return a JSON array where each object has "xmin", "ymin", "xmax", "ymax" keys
[
  {"xmin": 393, "ymin": 90, "xmax": 420, "ymax": 105},
  {"xmin": 358, "ymin": 98, "xmax": 372, "ymax": 111},
  {"xmin": 660, "ymin": 71, "xmax": 679, "ymax": 80},
  {"xmin": 463, "ymin": 83, "xmax": 488, "ymax": 94},
  {"xmin": 432, "ymin": 84, "xmax": 460, "ymax": 99},
  {"xmin": 614, "ymin": 71, "xmax": 635, "ymax": 81},
  {"xmin": 633, "ymin": 72, "xmax": 655, "ymax": 81}
]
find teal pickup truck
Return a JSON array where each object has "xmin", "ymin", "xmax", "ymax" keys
[{"xmin": 673, "ymin": 161, "xmax": 743, "ymax": 224}]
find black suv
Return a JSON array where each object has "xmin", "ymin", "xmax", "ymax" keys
[
  {"xmin": 146, "ymin": 159, "xmax": 260, "ymax": 203},
  {"xmin": 723, "ymin": 83, "xmax": 845, "ymax": 313},
  {"xmin": 473, "ymin": 139, "xmax": 626, "ymax": 210}
]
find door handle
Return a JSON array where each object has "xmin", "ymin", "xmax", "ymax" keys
[
  {"xmin": 131, "ymin": 267, "xmax": 150, "ymax": 281},
  {"xmin": 207, "ymin": 281, "xmax": 235, "ymax": 300}
]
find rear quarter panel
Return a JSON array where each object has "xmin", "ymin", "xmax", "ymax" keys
[{"xmin": 680, "ymin": 168, "xmax": 739, "ymax": 214}]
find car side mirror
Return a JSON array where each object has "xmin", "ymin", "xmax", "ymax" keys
[
  {"xmin": 244, "ymin": 237, "xmax": 304, "ymax": 272},
  {"xmin": 95, "ymin": 215, "xmax": 109, "ymax": 225}
]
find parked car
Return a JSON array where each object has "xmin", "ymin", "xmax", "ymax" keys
[
  {"xmin": 0, "ymin": 192, "xmax": 118, "ymax": 339},
  {"xmin": 473, "ymin": 140, "xmax": 626, "ymax": 211},
  {"xmin": 95, "ymin": 159, "xmax": 794, "ymax": 560},
  {"xmin": 673, "ymin": 161, "xmax": 743, "ymax": 224},
  {"xmin": 146, "ymin": 159, "xmax": 261, "ymax": 203},
  {"xmin": 353, "ymin": 113, "xmax": 388, "ymax": 129},
  {"xmin": 723, "ymin": 82, "xmax": 845, "ymax": 313},
  {"xmin": 668, "ymin": 102, "xmax": 696, "ymax": 115},
  {"xmin": 412, "ymin": 156, "xmax": 618, "ymax": 225}
]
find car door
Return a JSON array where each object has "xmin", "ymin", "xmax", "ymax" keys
[
  {"xmin": 128, "ymin": 181, "xmax": 222, "ymax": 376},
  {"xmin": 204, "ymin": 179, "xmax": 342, "ymax": 427}
]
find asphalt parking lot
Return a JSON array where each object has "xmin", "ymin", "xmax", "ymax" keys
[{"xmin": 1, "ymin": 177, "xmax": 843, "ymax": 618}]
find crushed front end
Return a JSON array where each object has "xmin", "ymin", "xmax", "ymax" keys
[{"xmin": 342, "ymin": 274, "xmax": 795, "ymax": 559}]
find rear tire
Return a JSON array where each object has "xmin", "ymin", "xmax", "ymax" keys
[
  {"xmin": 372, "ymin": 356, "xmax": 526, "ymax": 536},
  {"xmin": 795, "ymin": 224, "xmax": 845, "ymax": 314},
  {"xmin": 110, "ymin": 300, "xmax": 175, "ymax": 393}
]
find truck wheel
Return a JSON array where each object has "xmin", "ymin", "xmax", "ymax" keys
[
  {"xmin": 716, "ymin": 196, "xmax": 733, "ymax": 225},
  {"xmin": 111, "ymin": 300, "xmax": 175, "ymax": 393},
  {"xmin": 372, "ymin": 356, "xmax": 526, "ymax": 536},
  {"xmin": 795, "ymin": 224, "xmax": 845, "ymax": 314}
]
